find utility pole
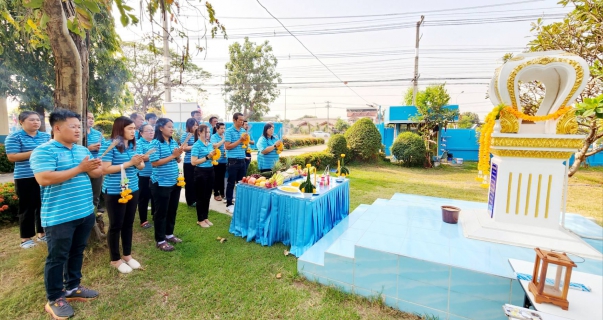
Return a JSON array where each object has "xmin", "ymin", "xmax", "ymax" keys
[
  {"xmin": 412, "ymin": 15, "xmax": 425, "ymax": 107},
  {"xmin": 162, "ymin": 7, "xmax": 171, "ymax": 103},
  {"xmin": 325, "ymin": 101, "xmax": 331, "ymax": 133}
]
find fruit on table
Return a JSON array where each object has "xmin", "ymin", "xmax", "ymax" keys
[
  {"xmin": 248, "ymin": 177, "xmax": 256, "ymax": 185},
  {"xmin": 260, "ymin": 181, "xmax": 266, "ymax": 188},
  {"xmin": 290, "ymin": 181, "xmax": 300, "ymax": 187}
]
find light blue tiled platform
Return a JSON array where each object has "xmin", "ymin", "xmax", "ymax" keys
[{"xmin": 298, "ymin": 194, "xmax": 603, "ymax": 320}]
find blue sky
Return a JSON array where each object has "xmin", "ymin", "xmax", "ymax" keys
[{"xmin": 115, "ymin": 0, "xmax": 572, "ymax": 121}]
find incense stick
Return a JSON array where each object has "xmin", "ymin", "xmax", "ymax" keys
[
  {"xmin": 144, "ymin": 148, "xmax": 157, "ymax": 156},
  {"xmin": 99, "ymin": 138, "xmax": 120, "ymax": 158},
  {"xmin": 181, "ymin": 133, "xmax": 193, "ymax": 148}
]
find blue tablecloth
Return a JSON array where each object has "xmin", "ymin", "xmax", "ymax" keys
[{"xmin": 229, "ymin": 178, "xmax": 350, "ymax": 256}]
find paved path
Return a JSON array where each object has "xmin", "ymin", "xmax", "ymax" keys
[{"xmin": 251, "ymin": 144, "xmax": 327, "ymax": 160}]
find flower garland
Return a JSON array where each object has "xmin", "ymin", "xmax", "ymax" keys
[
  {"xmin": 476, "ymin": 105, "xmax": 572, "ymax": 187},
  {"xmin": 118, "ymin": 165, "xmax": 133, "ymax": 203},
  {"xmin": 177, "ymin": 169, "xmax": 186, "ymax": 187},
  {"xmin": 212, "ymin": 148, "xmax": 221, "ymax": 165}
]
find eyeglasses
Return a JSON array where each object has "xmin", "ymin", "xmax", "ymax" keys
[{"xmin": 143, "ymin": 130, "xmax": 154, "ymax": 133}]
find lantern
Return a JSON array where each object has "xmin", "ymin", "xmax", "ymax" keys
[{"xmin": 528, "ymin": 248, "xmax": 576, "ymax": 310}]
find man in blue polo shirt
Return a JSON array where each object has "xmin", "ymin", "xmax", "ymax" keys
[
  {"xmin": 224, "ymin": 112, "xmax": 248, "ymax": 213},
  {"xmin": 30, "ymin": 109, "xmax": 103, "ymax": 320}
]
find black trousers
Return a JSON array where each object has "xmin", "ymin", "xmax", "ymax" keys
[
  {"xmin": 183, "ymin": 163, "xmax": 196, "ymax": 206},
  {"xmin": 137, "ymin": 175, "xmax": 154, "ymax": 224},
  {"xmin": 194, "ymin": 167, "xmax": 214, "ymax": 222},
  {"xmin": 104, "ymin": 191, "xmax": 140, "ymax": 261},
  {"xmin": 44, "ymin": 213, "xmax": 95, "ymax": 301},
  {"xmin": 14, "ymin": 177, "xmax": 43, "ymax": 238},
  {"xmin": 226, "ymin": 159, "xmax": 247, "ymax": 206},
  {"xmin": 151, "ymin": 183, "xmax": 181, "ymax": 243},
  {"xmin": 213, "ymin": 163, "xmax": 226, "ymax": 198}
]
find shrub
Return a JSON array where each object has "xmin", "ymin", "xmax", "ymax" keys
[
  {"xmin": 344, "ymin": 118, "xmax": 381, "ymax": 161},
  {"xmin": 0, "ymin": 182, "xmax": 19, "ymax": 225},
  {"xmin": 93, "ymin": 120, "xmax": 114, "ymax": 137},
  {"xmin": 281, "ymin": 137, "xmax": 324, "ymax": 150},
  {"xmin": 280, "ymin": 151, "xmax": 335, "ymax": 170},
  {"xmin": 391, "ymin": 132, "xmax": 426, "ymax": 167},
  {"xmin": 327, "ymin": 134, "xmax": 349, "ymax": 159},
  {"xmin": 0, "ymin": 145, "xmax": 15, "ymax": 173}
]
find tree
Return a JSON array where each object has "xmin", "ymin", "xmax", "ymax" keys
[
  {"xmin": 403, "ymin": 84, "xmax": 459, "ymax": 167},
  {"xmin": 334, "ymin": 118, "xmax": 350, "ymax": 133},
  {"xmin": 519, "ymin": 0, "xmax": 603, "ymax": 176},
  {"xmin": 224, "ymin": 37, "xmax": 281, "ymax": 121},
  {"xmin": 0, "ymin": 1, "xmax": 129, "ymax": 129},
  {"xmin": 457, "ymin": 112, "xmax": 480, "ymax": 129},
  {"xmin": 122, "ymin": 40, "xmax": 210, "ymax": 113}
]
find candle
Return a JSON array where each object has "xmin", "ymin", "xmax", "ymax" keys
[
  {"xmin": 313, "ymin": 168, "xmax": 317, "ymax": 187},
  {"xmin": 337, "ymin": 160, "xmax": 340, "ymax": 177}
]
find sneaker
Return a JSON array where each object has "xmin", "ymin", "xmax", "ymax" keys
[
  {"xmin": 20, "ymin": 239, "xmax": 36, "ymax": 249},
  {"xmin": 45, "ymin": 297, "xmax": 74, "ymax": 320},
  {"xmin": 113, "ymin": 261, "xmax": 133, "ymax": 274},
  {"xmin": 166, "ymin": 236, "xmax": 182, "ymax": 244},
  {"xmin": 37, "ymin": 235, "xmax": 48, "ymax": 243},
  {"xmin": 226, "ymin": 205, "xmax": 235, "ymax": 214},
  {"xmin": 65, "ymin": 285, "xmax": 99, "ymax": 302},
  {"xmin": 222, "ymin": 198, "xmax": 227, "ymax": 203}
]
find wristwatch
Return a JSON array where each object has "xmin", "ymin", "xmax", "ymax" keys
[{"xmin": 205, "ymin": 156, "xmax": 210, "ymax": 160}]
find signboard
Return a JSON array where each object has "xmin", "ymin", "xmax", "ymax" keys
[{"xmin": 487, "ymin": 163, "xmax": 498, "ymax": 218}]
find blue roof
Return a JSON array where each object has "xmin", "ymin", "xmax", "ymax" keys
[{"xmin": 385, "ymin": 105, "xmax": 459, "ymax": 124}]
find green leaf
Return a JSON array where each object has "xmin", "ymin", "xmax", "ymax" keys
[
  {"xmin": 120, "ymin": 14, "xmax": 129, "ymax": 27},
  {"xmin": 40, "ymin": 13, "xmax": 49, "ymax": 28},
  {"xmin": 81, "ymin": 0, "xmax": 101, "ymax": 13},
  {"xmin": 22, "ymin": 0, "xmax": 43, "ymax": 9}
]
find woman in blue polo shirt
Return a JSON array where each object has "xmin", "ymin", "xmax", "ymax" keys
[
  {"xmin": 149, "ymin": 118, "xmax": 183, "ymax": 251},
  {"xmin": 100, "ymin": 116, "xmax": 145, "ymax": 274},
  {"xmin": 137, "ymin": 124, "xmax": 155, "ymax": 229},
  {"xmin": 257, "ymin": 123, "xmax": 282, "ymax": 173},
  {"xmin": 191, "ymin": 124, "xmax": 216, "ymax": 228},
  {"xmin": 210, "ymin": 122, "xmax": 227, "ymax": 201},
  {"xmin": 180, "ymin": 118, "xmax": 198, "ymax": 207},
  {"xmin": 4, "ymin": 111, "xmax": 51, "ymax": 249}
]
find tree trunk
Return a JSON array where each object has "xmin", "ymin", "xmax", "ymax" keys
[
  {"xmin": 35, "ymin": 105, "xmax": 46, "ymax": 133},
  {"xmin": 568, "ymin": 117, "xmax": 599, "ymax": 177},
  {"xmin": 43, "ymin": 0, "xmax": 82, "ymax": 114}
]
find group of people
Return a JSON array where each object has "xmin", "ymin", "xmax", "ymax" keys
[{"xmin": 4, "ymin": 108, "xmax": 283, "ymax": 319}]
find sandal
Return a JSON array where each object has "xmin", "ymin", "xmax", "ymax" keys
[
  {"xmin": 141, "ymin": 221, "xmax": 153, "ymax": 229},
  {"xmin": 156, "ymin": 242, "xmax": 174, "ymax": 251},
  {"xmin": 214, "ymin": 196, "xmax": 222, "ymax": 201},
  {"xmin": 166, "ymin": 236, "xmax": 182, "ymax": 244},
  {"xmin": 113, "ymin": 261, "xmax": 133, "ymax": 274},
  {"xmin": 197, "ymin": 221, "xmax": 210, "ymax": 228}
]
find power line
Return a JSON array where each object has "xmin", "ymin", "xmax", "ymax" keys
[
  {"xmin": 221, "ymin": 0, "xmax": 546, "ymax": 20},
  {"xmin": 255, "ymin": 0, "xmax": 372, "ymax": 105}
]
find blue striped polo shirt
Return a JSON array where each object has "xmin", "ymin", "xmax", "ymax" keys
[
  {"xmin": 210, "ymin": 133, "xmax": 227, "ymax": 164},
  {"xmin": 100, "ymin": 142, "xmax": 141, "ymax": 195},
  {"xmin": 30, "ymin": 140, "xmax": 94, "ymax": 227},
  {"xmin": 191, "ymin": 139, "xmax": 214, "ymax": 168},
  {"xmin": 4, "ymin": 129, "xmax": 51, "ymax": 179},
  {"xmin": 225, "ymin": 126, "xmax": 247, "ymax": 159},
  {"xmin": 86, "ymin": 127, "xmax": 103, "ymax": 158},
  {"xmin": 180, "ymin": 133, "xmax": 195, "ymax": 164},
  {"xmin": 257, "ymin": 135, "xmax": 280, "ymax": 170},
  {"xmin": 136, "ymin": 138, "xmax": 154, "ymax": 177},
  {"xmin": 149, "ymin": 138, "xmax": 180, "ymax": 187}
]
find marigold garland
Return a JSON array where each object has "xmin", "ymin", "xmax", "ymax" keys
[
  {"xmin": 476, "ymin": 105, "xmax": 572, "ymax": 187},
  {"xmin": 177, "ymin": 169, "xmax": 186, "ymax": 187}
]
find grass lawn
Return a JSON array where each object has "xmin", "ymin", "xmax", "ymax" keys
[{"xmin": 0, "ymin": 162, "xmax": 601, "ymax": 319}]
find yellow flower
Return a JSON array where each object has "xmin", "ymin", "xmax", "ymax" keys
[
  {"xmin": 306, "ymin": 164, "xmax": 311, "ymax": 168},
  {"xmin": 126, "ymin": 194, "xmax": 133, "ymax": 200},
  {"xmin": 341, "ymin": 154, "xmax": 345, "ymax": 158},
  {"xmin": 177, "ymin": 176, "xmax": 184, "ymax": 181}
]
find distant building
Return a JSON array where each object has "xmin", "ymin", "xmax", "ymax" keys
[
  {"xmin": 384, "ymin": 105, "xmax": 459, "ymax": 137},
  {"xmin": 346, "ymin": 108, "xmax": 378, "ymax": 124}
]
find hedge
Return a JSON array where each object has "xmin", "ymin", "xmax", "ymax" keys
[
  {"xmin": 282, "ymin": 137, "xmax": 324, "ymax": 150},
  {"xmin": 391, "ymin": 132, "xmax": 426, "ymax": 167},
  {"xmin": 0, "ymin": 145, "xmax": 15, "ymax": 173},
  {"xmin": 0, "ymin": 182, "xmax": 19, "ymax": 225},
  {"xmin": 279, "ymin": 151, "xmax": 335, "ymax": 170},
  {"xmin": 327, "ymin": 134, "xmax": 349, "ymax": 159},
  {"xmin": 345, "ymin": 118, "xmax": 382, "ymax": 161}
]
